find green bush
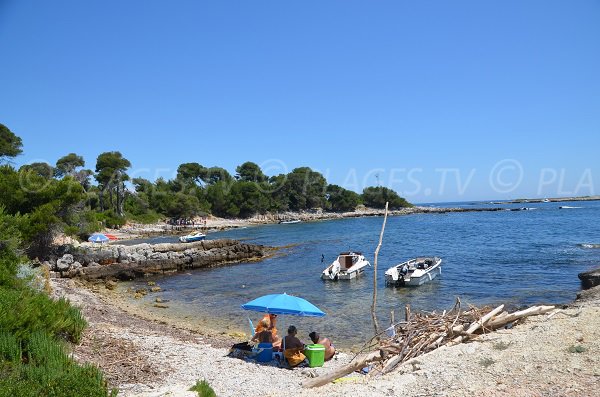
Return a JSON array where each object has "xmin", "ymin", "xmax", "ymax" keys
[
  {"xmin": 0, "ymin": 287, "xmax": 113, "ymax": 397},
  {"xmin": 0, "ymin": 355, "xmax": 116, "ymax": 397},
  {"xmin": 127, "ymin": 210, "xmax": 162, "ymax": 224},
  {"xmin": 189, "ymin": 379, "xmax": 216, "ymax": 397},
  {"xmin": 0, "ymin": 331, "xmax": 21, "ymax": 363},
  {"xmin": 0, "ymin": 287, "xmax": 86, "ymax": 344},
  {"xmin": 94, "ymin": 211, "xmax": 126, "ymax": 229}
]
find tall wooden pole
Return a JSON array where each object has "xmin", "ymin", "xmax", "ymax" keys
[{"xmin": 371, "ymin": 201, "xmax": 389, "ymax": 337}]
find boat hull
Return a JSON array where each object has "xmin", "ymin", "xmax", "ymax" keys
[
  {"xmin": 384, "ymin": 257, "xmax": 442, "ymax": 287},
  {"xmin": 404, "ymin": 266, "xmax": 441, "ymax": 286},
  {"xmin": 321, "ymin": 267, "xmax": 366, "ymax": 280},
  {"xmin": 179, "ymin": 235, "xmax": 206, "ymax": 243},
  {"xmin": 321, "ymin": 253, "xmax": 370, "ymax": 281}
]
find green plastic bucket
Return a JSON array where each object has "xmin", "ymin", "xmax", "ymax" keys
[{"xmin": 304, "ymin": 344, "xmax": 325, "ymax": 367}]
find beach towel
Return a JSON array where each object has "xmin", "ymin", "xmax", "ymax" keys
[{"xmin": 284, "ymin": 347, "xmax": 306, "ymax": 367}]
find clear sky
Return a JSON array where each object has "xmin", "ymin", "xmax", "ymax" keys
[{"xmin": 1, "ymin": 0, "xmax": 599, "ymax": 202}]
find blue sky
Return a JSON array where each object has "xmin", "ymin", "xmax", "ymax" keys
[{"xmin": 1, "ymin": 0, "xmax": 599, "ymax": 202}]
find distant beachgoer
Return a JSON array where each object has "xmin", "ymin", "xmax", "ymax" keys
[
  {"xmin": 283, "ymin": 325, "xmax": 306, "ymax": 367},
  {"xmin": 309, "ymin": 331, "xmax": 335, "ymax": 361}
]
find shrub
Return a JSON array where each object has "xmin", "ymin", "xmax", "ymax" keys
[
  {"xmin": 189, "ymin": 379, "xmax": 217, "ymax": 397},
  {"xmin": 0, "ymin": 287, "xmax": 86, "ymax": 344}
]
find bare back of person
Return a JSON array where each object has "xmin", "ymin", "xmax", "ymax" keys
[{"xmin": 317, "ymin": 337, "xmax": 335, "ymax": 360}]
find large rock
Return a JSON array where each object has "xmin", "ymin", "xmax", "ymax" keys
[
  {"xmin": 56, "ymin": 254, "xmax": 74, "ymax": 271},
  {"xmin": 579, "ymin": 267, "xmax": 600, "ymax": 289},
  {"xmin": 55, "ymin": 239, "xmax": 267, "ymax": 280}
]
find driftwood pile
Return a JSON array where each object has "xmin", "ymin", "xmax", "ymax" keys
[{"xmin": 303, "ymin": 299, "xmax": 555, "ymax": 388}]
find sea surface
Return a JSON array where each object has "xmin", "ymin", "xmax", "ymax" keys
[{"xmin": 122, "ymin": 201, "xmax": 600, "ymax": 348}]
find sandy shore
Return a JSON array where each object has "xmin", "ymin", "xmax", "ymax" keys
[{"xmin": 53, "ymin": 279, "xmax": 600, "ymax": 397}]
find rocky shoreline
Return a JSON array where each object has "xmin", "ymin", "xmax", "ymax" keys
[
  {"xmin": 102, "ymin": 205, "xmax": 506, "ymax": 241},
  {"xmin": 47, "ymin": 239, "xmax": 269, "ymax": 280},
  {"xmin": 491, "ymin": 195, "xmax": 600, "ymax": 205}
]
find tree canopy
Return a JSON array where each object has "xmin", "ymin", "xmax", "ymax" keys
[
  {"xmin": 362, "ymin": 186, "xmax": 413, "ymax": 210},
  {"xmin": 55, "ymin": 153, "xmax": 85, "ymax": 178},
  {"xmin": 0, "ymin": 123, "xmax": 414, "ymax": 241},
  {"xmin": 0, "ymin": 123, "xmax": 23, "ymax": 162}
]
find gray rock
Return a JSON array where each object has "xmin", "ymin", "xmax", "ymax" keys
[
  {"xmin": 578, "ymin": 267, "xmax": 600, "ymax": 289},
  {"xmin": 56, "ymin": 254, "xmax": 74, "ymax": 271}
]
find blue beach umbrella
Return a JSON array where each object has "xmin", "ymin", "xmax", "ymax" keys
[
  {"xmin": 241, "ymin": 293, "xmax": 326, "ymax": 317},
  {"xmin": 88, "ymin": 233, "xmax": 109, "ymax": 243}
]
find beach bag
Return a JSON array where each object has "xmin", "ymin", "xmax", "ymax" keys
[
  {"xmin": 228, "ymin": 341, "xmax": 254, "ymax": 359},
  {"xmin": 284, "ymin": 347, "xmax": 306, "ymax": 367}
]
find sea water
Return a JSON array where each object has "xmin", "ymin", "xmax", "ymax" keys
[{"xmin": 123, "ymin": 201, "xmax": 600, "ymax": 348}]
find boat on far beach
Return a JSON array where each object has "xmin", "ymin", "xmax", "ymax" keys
[
  {"xmin": 385, "ymin": 257, "xmax": 442, "ymax": 287},
  {"xmin": 179, "ymin": 231, "xmax": 206, "ymax": 243},
  {"xmin": 279, "ymin": 219, "xmax": 301, "ymax": 224},
  {"xmin": 321, "ymin": 252, "xmax": 370, "ymax": 280}
]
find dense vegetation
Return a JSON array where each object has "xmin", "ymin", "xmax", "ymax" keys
[
  {"xmin": 0, "ymin": 208, "xmax": 115, "ymax": 396},
  {"xmin": 0, "ymin": 124, "xmax": 115, "ymax": 396},
  {"xmin": 1, "ymin": 123, "xmax": 412, "ymax": 242},
  {"xmin": 0, "ymin": 121, "xmax": 411, "ymax": 395}
]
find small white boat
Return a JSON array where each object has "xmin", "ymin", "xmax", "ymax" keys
[
  {"xmin": 559, "ymin": 206, "xmax": 582, "ymax": 209},
  {"xmin": 279, "ymin": 219, "xmax": 301, "ymax": 224},
  {"xmin": 179, "ymin": 231, "xmax": 206, "ymax": 243},
  {"xmin": 321, "ymin": 252, "xmax": 370, "ymax": 280},
  {"xmin": 385, "ymin": 257, "xmax": 442, "ymax": 287}
]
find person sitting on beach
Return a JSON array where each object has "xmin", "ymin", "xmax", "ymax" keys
[
  {"xmin": 309, "ymin": 331, "xmax": 336, "ymax": 361},
  {"xmin": 283, "ymin": 325, "xmax": 306, "ymax": 367},
  {"xmin": 252, "ymin": 319, "xmax": 274, "ymax": 344},
  {"xmin": 255, "ymin": 314, "xmax": 281, "ymax": 349}
]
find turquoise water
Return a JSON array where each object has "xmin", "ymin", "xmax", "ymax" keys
[{"xmin": 125, "ymin": 201, "xmax": 600, "ymax": 348}]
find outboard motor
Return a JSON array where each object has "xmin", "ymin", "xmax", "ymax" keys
[{"xmin": 328, "ymin": 262, "xmax": 340, "ymax": 280}]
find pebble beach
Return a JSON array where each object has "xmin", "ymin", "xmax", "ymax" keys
[{"xmin": 53, "ymin": 278, "xmax": 600, "ymax": 397}]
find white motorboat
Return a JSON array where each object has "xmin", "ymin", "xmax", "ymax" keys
[
  {"xmin": 321, "ymin": 252, "xmax": 370, "ymax": 280},
  {"xmin": 279, "ymin": 219, "xmax": 301, "ymax": 224},
  {"xmin": 385, "ymin": 257, "xmax": 442, "ymax": 287},
  {"xmin": 179, "ymin": 231, "xmax": 206, "ymax": 243}
]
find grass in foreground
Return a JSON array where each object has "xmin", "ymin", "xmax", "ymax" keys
[{"xmin": 189, "ymin": 379, "xmax": 217, "ymax": 397}]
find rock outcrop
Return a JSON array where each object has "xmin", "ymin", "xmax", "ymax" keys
[
  {"xmin": 578, "ymin": 267, "xmax": 600, "ymax": 290},
  {"xmin": 50, "ymin": 239, "xmax": 267, "ymax": 280}
]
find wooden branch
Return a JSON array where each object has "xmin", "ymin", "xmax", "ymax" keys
[
  {"xmin": 451, "ymin": 304, "xmax": 504, "ymax": 344},
  {"xmin": 487, "ymin": 305, "xmax": 555, "ymax": 329},
  {"xmin": 381, "ymin": 353, "xmax": 404, "ymax": 374},
  {"xmin": 302, "ymin": 350, "xmax": 385, "ymax": 388}
]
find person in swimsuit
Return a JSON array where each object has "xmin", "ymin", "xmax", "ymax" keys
[
  {"xmin": 252, "ymin": 319, "xmax": 274, "ymax": 344},
  {"xmin": 308, "ymin": 331, "xmax": 336, "ymax": 361},
  {"xmin": 255, "ymin": 313, "xmax": 281, "ymax": 349}
]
